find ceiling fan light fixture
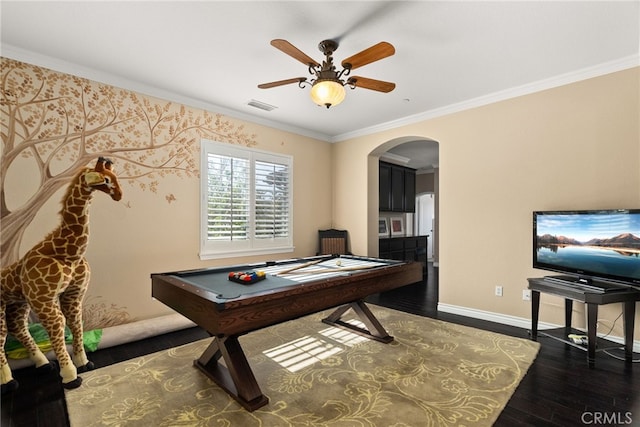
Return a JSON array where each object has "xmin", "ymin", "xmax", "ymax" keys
[
  {"xmin": 310, "ymin": 79, "xmax": 345, "ymax": 108},
  {"xmin": 259, "ymin": 39, "xmax": 395, "ymax": 108}
]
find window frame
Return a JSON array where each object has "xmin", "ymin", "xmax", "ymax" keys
[{"xmin": 200, "ymin": 139, "xmax": 294, "ymax": 260}]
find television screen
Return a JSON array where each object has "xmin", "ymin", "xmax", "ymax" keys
[{"xmin": 533, "ymin": 209, "xmax": 640, "ymax": 287}]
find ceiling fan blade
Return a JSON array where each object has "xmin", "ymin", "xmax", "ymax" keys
[
  {"xmin": 271, "ymin": 39, "xmax": 320, "ymax": 67},
  {"xmin": 341, "ymin": 42, "xmax": 395, "ymax": 70},
  {"xmin": 347, "ymin": 76, "xmax": 396, "ymax": 93},
  {"xmin": 258, "ymin": 77, "xmax": 307, "ymax": 89}
]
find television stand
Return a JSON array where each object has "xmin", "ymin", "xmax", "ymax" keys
[
  {"xmin": 542, "ymin": 275, "xmax": 632, "ymax": 294},
  {"xmin": 527, "ymin": 277, "xmax": 639, "ymax": 368}
]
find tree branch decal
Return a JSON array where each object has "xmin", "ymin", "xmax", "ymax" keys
[{"xmin": 1, "ymin": 58, "xmax": 258, "ymax": 265}]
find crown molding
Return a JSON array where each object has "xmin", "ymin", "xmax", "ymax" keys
[
  {"xmin": 3, "ymin": 45, "xmax": 637, "ymax": 145},
  {"xmin": 331, "ymin": 54, "xmax": 640, "ymax": 143},
  {"xmin": 1, "ymin": 44, "xmax": 332, "ymax": 142},
  {"xmin": 379, "ymin": 152, "xmax": 411, "ymax": 165}
]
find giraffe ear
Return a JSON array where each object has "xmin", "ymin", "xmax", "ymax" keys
[{"xmin": 84, "ymin": 171, "xmax": 106, "ymax": 186}]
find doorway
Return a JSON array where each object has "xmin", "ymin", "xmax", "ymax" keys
[
  {"xmin": 370, "ymin": 137, "xmax": 439, "ymax": 264},
  {"xmin": 415, "ymin": 193, "xmax": 435, "ymax": 261}
]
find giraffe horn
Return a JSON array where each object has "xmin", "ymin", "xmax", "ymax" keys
[
  {"xmin": 95, "ymin": 157, "xmax": 114, "ymax": 171},
  {"xmin": 95, "ymin": 157, "xmax": 106, "ymax": 172},
  {"xmin": 96, "ymin": 157, "xmax": 114, "ymax": 171}
]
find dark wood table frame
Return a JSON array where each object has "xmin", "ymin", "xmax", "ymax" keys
[
  {"xmin": 151, "ymin": 256, "xmax": 422, "ymax": 410},
  {"xmin": 528, "ymin": 277, "xmax": 639, "ymax": 368}
]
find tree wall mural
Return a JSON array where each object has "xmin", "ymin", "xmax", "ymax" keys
[{"xmin": 1, "ymin": 58, "xmax": 258, "ymax": 267}]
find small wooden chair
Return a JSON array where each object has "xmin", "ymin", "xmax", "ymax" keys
[{"xmin": 318, "ymin": 229, "xmax": 351, "ymax": 255}]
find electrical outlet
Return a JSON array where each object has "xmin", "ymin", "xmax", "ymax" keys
[
  {"xmin": 495, "ymin": 285, "xmax": 503, "ymax": 297},
  {"xmin": 522, "ymin": 290, "xmax": 531, "ymax": 301}
]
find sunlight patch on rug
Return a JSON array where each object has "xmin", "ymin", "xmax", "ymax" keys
[
  {"xmin": 320, "ymin": 320, "xmax": 371, "ymax": 346},
  {"xmin": 264, "ymin": 334, "xmax": 344, "ymax": 372},
  {"xmin": 66, "ymin": 306, "xmax": 539, "ymax": 427}
]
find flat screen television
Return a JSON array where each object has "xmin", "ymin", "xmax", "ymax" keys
[{"xmin": 533, "ymin": 209, "xmax": 640, "ymax": 288}]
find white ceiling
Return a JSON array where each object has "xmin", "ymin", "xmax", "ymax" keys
[{"xmin": 2, "ymin": 1, "xmax": 639, "ymax": 171}]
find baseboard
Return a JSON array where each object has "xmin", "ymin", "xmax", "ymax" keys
[
  {"xmin": 8, "ymin": 313, "xmax": 195, "ymax": 369},
  {"xmin": 437, "ymin": 302, "xmax": 640, "ymax": 353}
]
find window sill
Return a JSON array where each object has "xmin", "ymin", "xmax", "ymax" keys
[{"xmin": 199, "ymin": 246, "xmax": 295, "ymax": 261}]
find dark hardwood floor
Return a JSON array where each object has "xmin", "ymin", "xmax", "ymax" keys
[{"xmin": 2, "ymin": 263, "xmax": 638, "ymax": 426}]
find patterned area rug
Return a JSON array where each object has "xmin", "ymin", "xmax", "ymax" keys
[{"xmin": 66, "ymin": 306, "xmax": 539, "ymax": 426}]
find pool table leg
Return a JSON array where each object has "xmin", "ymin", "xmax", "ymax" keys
[
  {"xmin": 322, "ymin": 300, "xmax": 394, "ymax": 343},
  {"xmin": 194, "ymin": 335, "xmax": 269, "ymax": 411}
]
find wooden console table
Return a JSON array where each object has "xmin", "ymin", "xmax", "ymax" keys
[{"xmin": 528, "ymin": 277, "xmax": 639, "ymax": 367}]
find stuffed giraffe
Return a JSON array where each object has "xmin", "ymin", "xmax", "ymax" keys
[{"xmin": 1, "ymin": 157, "xmax": 123, "ymax": 393}]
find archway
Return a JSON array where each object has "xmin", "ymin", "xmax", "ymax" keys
[{"xmin": 368, "ymin": 136, "xmax": 439, "ymax": 265}]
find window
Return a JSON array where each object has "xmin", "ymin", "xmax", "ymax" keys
[{"xmin": 200, "ymin": 140, "xmax": 293, "ymax": 259}]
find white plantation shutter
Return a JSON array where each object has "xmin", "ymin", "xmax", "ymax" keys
[
  {"xmin": 200, "ymin": 140, "xmax": 293, "ymax": 259},
  {"xmin": 255, "ymin": 160, "xmax": 290, "ymax": 239},
  {"xmin": 206, "ymin": 154, "xmax": 250, "ymax": 241}
]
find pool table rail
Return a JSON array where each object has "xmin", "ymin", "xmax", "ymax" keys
[{"xmin": 151, "ymin": 257, "xmax": 422, "ymax": 337}]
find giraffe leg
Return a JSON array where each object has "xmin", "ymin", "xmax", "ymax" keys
[
  {"xmin": 34, "ymin": 303, "xmax": 81, "ymax": 389},
  {"xmin": 21, "ymin": 257, "xmax": 83, "ymax": 388},
  {"xmin": 0, "ymin": 302, "xmax": 19, "ymax": 393},
  {"xmin": 60, "ymin": 262, "xmax": 93, "ymax": 372},
  {"xmin": 5, "ymin": 302, "xmax": 52, "ymax": 372}
]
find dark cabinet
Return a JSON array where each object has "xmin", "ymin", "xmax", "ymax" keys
[
  {"xmin": 391, "ymin": 166, "xmax": 404, "ymax": 211},
  {"xmin": 379, "ymin": 161, "xmax": 416, "ymax": 212},
  {"xmin": 379, "ymin": 235, "xmax": 428, "ymax": 276},
  {"xmin": 379, "ymin": 162, "xmax": 391, "ymax": 211},
  {"xmin": 404, "ymin": 171, "xmax": 415, "ymax": 212}
]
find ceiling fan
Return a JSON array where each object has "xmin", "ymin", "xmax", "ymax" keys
[{"xmin": 258, "ymin": 39, "xmax": 396, "ymax": 109}]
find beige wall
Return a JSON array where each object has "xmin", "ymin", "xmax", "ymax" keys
[
  {"xmin": 3, "ymin": 57, "xmax": 639, "ymax": 341},
  {"xmin": 84, "ymin": 129, "xmax": 333, "ymax": 323},
  {"xmin": 416, "ymin": 172, "xmax": 435, "ymax": 194},
  {"xmin": 333, "ymin": 67, "xmax": 640, "ymax": 339},
  {"xmin": 1, "ymin": 58, "xmax": 333, "ymax": 325}
]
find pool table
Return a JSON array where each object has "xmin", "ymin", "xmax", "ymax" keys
[{"xmin": 151, "ymin": 254, "xmax": 422, "ymax": 410}]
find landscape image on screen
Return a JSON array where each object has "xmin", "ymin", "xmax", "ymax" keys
[{"xmin": 536, "ymin": 213, "xmax": 640, "ymax": 280}]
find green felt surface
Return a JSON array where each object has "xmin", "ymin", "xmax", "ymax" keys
[{"xmin": 171, "ymin": 272, "xmax": 298, "ymax": 300}]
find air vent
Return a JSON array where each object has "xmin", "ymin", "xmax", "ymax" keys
[{"xmin": 247, "ymin": 100, "xmax": 277, "ymax": 112}]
